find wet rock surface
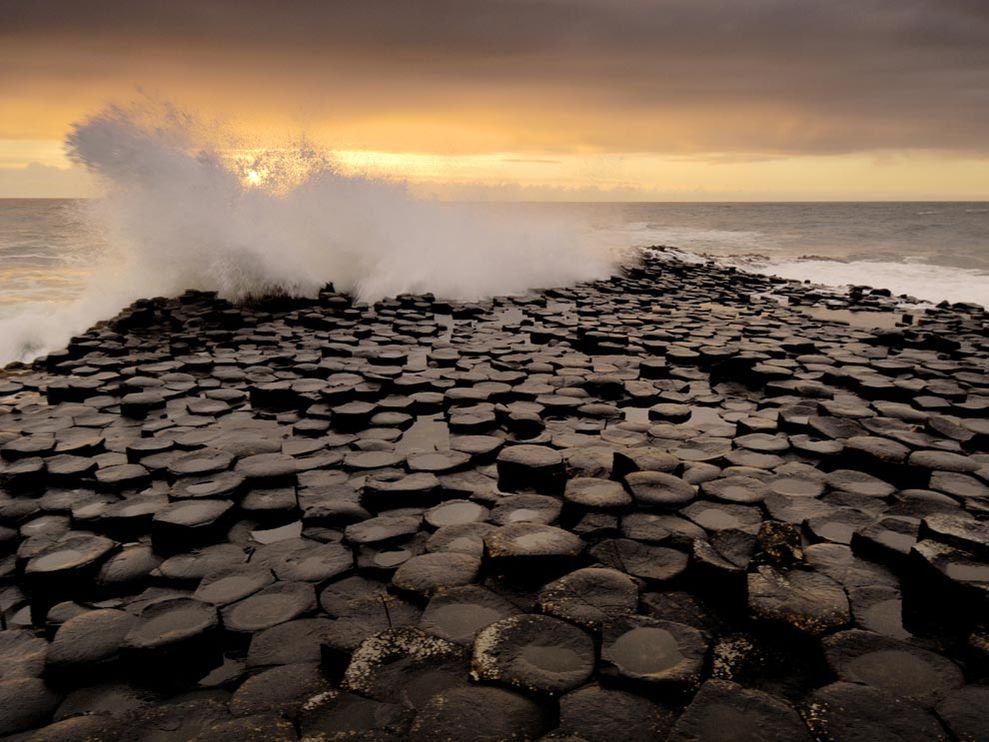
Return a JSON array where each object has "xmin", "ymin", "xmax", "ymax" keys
[{"xmin": 0, "ymin": 249, "xmax": 986, "ymax": 737}]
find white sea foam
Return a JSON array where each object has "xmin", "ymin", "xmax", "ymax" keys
[
  {"xmin": 0, "ymin": 102, "xmax": 617, "ymax": 364},
  {"xmin": 749, "ymin": 258, "xmax": 989, "ymax": 307}
]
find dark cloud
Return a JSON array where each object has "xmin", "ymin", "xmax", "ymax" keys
[{"xmin": 2, "ymin": 0, "xmax": 988, "ymax": 154}]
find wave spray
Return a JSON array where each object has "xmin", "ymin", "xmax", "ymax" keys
[{"xmin": 0, "ymin": 101, "xmax": 615, "ymax": 363}]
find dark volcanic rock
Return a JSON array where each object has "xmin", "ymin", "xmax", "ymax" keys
[
  {"xmin": 626, "ymin": 471, "xmax": 697, "ymax": 508},
  {"xmin": 557, "ymin": 684, "xmax": 676, "ymax": 741},
  {"xmin": 747, "ymin": 565, "xmax": 851, "ymax": 635},
  {"xmin": 341, "ymin": 627, "xmax": 465, "ymax": 707},
  {"xmin": 122, "ymin": 597, "xmax": 222, "ymax": 680},
  {"xmin": 0, "ymin": 677, "xmax": 62, "ymax": 736},
  {"xmin": 496, "ymin": 444, "xmax": 566, "ymax": 495},
  {"xmin": 391, "ymin": 552, "xmax": 482, "ymax": 598},
  {"xmin": 0, "ymin": 251, "xmax": 986, "ymax": 739},
  {"xmin": 802, "ymin": 681, "xmax": 947, "ymax": 742},
  {"xmin": 600, "ymin": 616, "xmax": 708, "ymax": 692},
  {"xmin": 409, "ymin": 685, "xmax": 548, "ymax": 742},
  {"xmin": 419, "ymin": 585, "xmax": 520, "ymax": 645},
  {"xmin": 537, "ymin": 566, "xmax": 639, "ymax": 630},
  {"xmin": 229, "ymin": 661, "xmax": 331, "ymax": 718},
  {"xmin": 590, "ymin": 538, "xmax": 689, "ymax": 584},
  {"xmin": 221, "ymin": 581, "xmax": 316, "ymax": 636},
  {"xmin": 667, "ymin": 679, "xmax": 813, "ymax": 742},
  {"xmin": 46, "ymin": 608, "xmax": 137, "ymax": 679},
  {"xmin": 822, "ymin": 629, "xmax": 964, "ymax": 707},
  {"xmin": 483, "ymin": 523, "xmax": 584, "ymax": 578},
  {"xmin": 471, "ymin": 614, "xmax": 595, "ymax": 696}
]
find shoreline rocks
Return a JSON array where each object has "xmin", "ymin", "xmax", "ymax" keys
[{"xmin": 0, "ymin": 249, "xmax": 986, "ymax": 738}]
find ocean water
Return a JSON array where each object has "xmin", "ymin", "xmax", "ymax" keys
[{"xmin": 0, "ymin": 198, "xmax": 987, "ymax": 365}]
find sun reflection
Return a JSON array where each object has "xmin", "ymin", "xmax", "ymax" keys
[{"xmin": 245, "ymin": 168, "xmax": 262, "ymax": 186}]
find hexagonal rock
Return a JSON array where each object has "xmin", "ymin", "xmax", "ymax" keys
[
  {"xmin": 496, "ymin": 444, "xmax": 566, "ymax": 495},
  {"xmin": 844, "ymin": 435, "xmax": 910, "ymax": 466},
  {"xmin": 46, "ymin": 609, "xmax": 137, "ymax": 679},
  {"xmin": 407, "ymin": 450, "xmax": 472, "ymax": 474},
  {"xmin": 612, "ymin": 448, "xmax": 680, "ymax": 481},
  {"xmin": 600, "ymin": 616, "xmax": 707, "ymax": 692},
  {"xmin": 193, "ymin": 567, "xmax": 275, "ymax": 606},
  {"xmin": 424, "ymin": 499, "xmax": 489, "ymax": 529},
  {"xmin": 170, "ymin": 471, "xmax": 244, "ymax": 500},
  {"xmin": 0, "ymin": 677, "xmax": 62, "ymax": 736},
  {"xmin": 428, "ymin": 523, "xmax": 497, "ymax": 557},
  {"xmin": 589, "ymin": 538, "xmax": 689, "ymax": 584},
  {"xmin": 490, "ymin": 493, "xmax": 562, "ymax": 526},
  {"xmin": 25, "ymin": 534, "xmax": 119, "ymax": 594},
  {"xmin": 802, "ymin": 681, "xmax": 947, "ymax": 742},
  {"xmin": 167, "ymin": 449, "xmax": 234, "ymax": 478},
  {"xmin": 297, "ymin": 688, "xmax": 412, "ymax": 740},
  {"xmin": 449, "ymin": 434, "xmax": 504, "ymax": 462},
  {"xmin": 343, "ymin": 450, "xmax": 406, "ymax": 471},
  {"xmin": 229, "ymin": 662, "xmax": 331, "ymax": 718},
  {"xmin": 564, "ymin": 477, "xmax": 633, "ymax": 510},
  {"xmin": 930, "ymin": 471, "xmax": 989, "ymax": 501},
  {"xmin": 409, "ymin": 685, "xmax": 549, "ymax": 742},
  {"xmin": 918, "ymin": 513, "xmax": 989, "ymax": 558},
  {"xmin": 344, "ymin": 514, "xmax": 421, "ymax": 546},
  {"xmin": 826, "ymin": 469, "xmax": 896, "ymax": 498},
  {"xmin": 649, "ymin": 404, "xmax": 692, "ymax": 423},
  {"xmin": 728, "ymin": 429, "xmax": 786, "ymax": 452},
  {"xmin": 326, "ymin": 592, "xmax": 419, "ymax": 654},
  {"xmin": 909, "ymin": 450, "xmax": 981, "ymax": 474},
  {"xmin": 115, "ymin": 694, "xmax": 230, "ymax": 739},
  {"xmin": 235, "ymin": 453, "xmax": 298, "ymax": 486},
  {"xmin": 908, "ymin": 538, "xmax": 989, "ymax": 627},
  {"xmin": 151, "ymin": 499, "xmax": 234, "ymax": 554},
  {"xmin": 667, "ymin": 679, "xmax": 814, "ymax": 742},
  {"xmin": 122, "ymin": 597, "xmax": 221, "ymax": 676},
  {"xmin": 471, "ymin": 615, "xmax": 595, "ymax": 696},
  {"xmin": 0, "ymin": 630, "xmax": 48, "ymax": 681},
  {"xmin": 241, "ymin": 617, "xmax": 335, "ymax": 669},
  {"xmin": 701, "ymin": 476, "xmax": 769, "ymax": 505},
  {"xmin": 626, "ymin": 471, "xmax": 697, "ymax": 508},
  {"xmin": 252, "ymin": 539, "xmax": 353, "ymax": 583},
  {"xmin": 822, "ymin": 629, "xmax": 964, "ymax": 708},
  {"xmin": 537, "ymin": 567, "xmax": 639, "ymax": 630},
  {"xmin": 391, "ymin": 552, "xmax": 482, "ymax": 598},
  {"xmin": 18, "ymin": 714, "xmax": 122, "ymax": 742},
  {"xmin": 483, "ymin": 523, "xmax": 584, "ymax": 578},
  {"xmin": 341, "ymin": 627, "xmax": 466, "ymax": 707},
  {"xmin": 156, "ymin": 542, "xmax": 247, "ymax": 584},
  {"xmin": 95, "ymin": 463, "xmax": 151, "ymax": 493},
  {"xmin": 936, "ymin": 685, "xmax": 989, "ymax": 742},
  {"xmin": 747, "ymin": 565, "xmax": 850, "ymax": 636},
  {"xmin": 189, "ymin": 714, "xmax": 296, "ymax": 742},
  {"xmin": 419, "ymin": 586, "xmax": 521, "ymax": 645},
  {"xmin": 120, "ymin": 391, "xmax": 166, "ymax": 419},
  {"xmin": 362, "ymin": 472, "xmax": 442, "ymax": 509},
  {"xmin": 682, "ymin": 501, "xmax": 764, "ymax": 533},
  {"xmin": 221, "ymin": 581, "xmax": 316, "ymax": 636},
  {"xmin": 557, "ymin": 684, "xmax": 676, "ymax": 742}
]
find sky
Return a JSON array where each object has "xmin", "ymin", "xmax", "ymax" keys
[{"xmin": 1, "ymin": 0, "xmax": 988, "ymax": 200}]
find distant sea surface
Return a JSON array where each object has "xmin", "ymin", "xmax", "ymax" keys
[
  {"xmin": 1, "ymin": 199, "xmax": 987, "ymax": 362},
  {"xmin": 545, "ymin": 201, "xmax": 989, "ymax": 307}
]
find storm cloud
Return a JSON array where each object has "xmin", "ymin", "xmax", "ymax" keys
[{"xmin": 2, "ymin": 0, "xmax": 988, "ymax": 155}]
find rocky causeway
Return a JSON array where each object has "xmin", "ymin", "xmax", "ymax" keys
[{"xmin": 0, "ymin": 248, "xmax": 987, "ymax": 740}]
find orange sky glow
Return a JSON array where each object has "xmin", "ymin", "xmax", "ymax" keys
[{"xmin": 1, "ymin": 0, "xmax": 988, "ymax": 200}]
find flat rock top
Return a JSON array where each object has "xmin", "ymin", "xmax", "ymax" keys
[
  {"xmin": 0, "ymin": 252, "xmax": 986, "ymax": 738},
  {"xmin": 497, "ymin": 444, "xmax": 564, "ymax": 468}
]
